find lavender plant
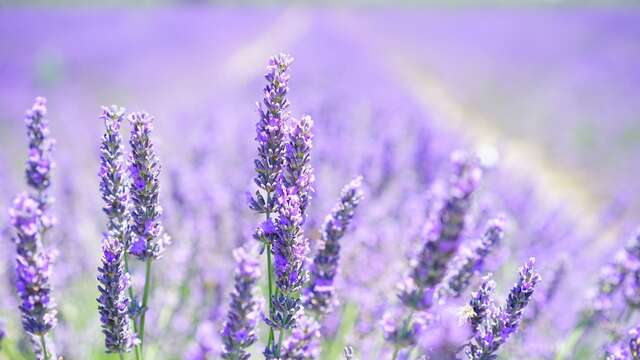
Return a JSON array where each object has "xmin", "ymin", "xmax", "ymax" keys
[
  {"xmin": 248, "ymin": 53, "xmax": 292, "ymax": 351},
  {"xmin": 127, "ymin": 111, "xmax": 170, "ymax": 352},
  {"xmin": 305, "ymin": 176, "xmax": 364, "ymax": 316},
  {"xmin": 465, "ymin": 258, "xmax": 541, "ymax": 359},
  {"xmin": 8, "ymin": 98, "xmax": 59, "ymax": 360},
  {"xmin": 221, "ymin": 245, "xmax": 261, "ymax": 360},
  {"xmin": 436, "ymin": 216, "xmax": 505, "ymax": 300},
  {"xmin": 96, "ymin": 106, "xmax": 137, "ymax": 355}
]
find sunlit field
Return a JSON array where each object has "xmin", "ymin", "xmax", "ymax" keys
[{"xmin": 1, "ymin": 6, "xmax": 640, "ymax": 360}]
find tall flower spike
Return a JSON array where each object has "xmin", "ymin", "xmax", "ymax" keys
[
  {"xmin": 9, "ymin": 193, "xmax": 58, "ymax": 336},
  {"xmin": 437, "ymin": 216, "xmax": 505, "ymax": 300},
  {"xmin": 221, "ymin": 245, "xmax": 262, "ymax": 360},
  {"xmin": 399, "ymin": 151, "xmax": 483, "ymax": 311},
  {"xmin": 466, "ymin": 258, "xmax": 541, "ymax": 360},
  {"xmin": 128, "ymin": 112, "xmax": 169, "ymax": 260},
  {"xmin": 96, "ymin": 106, "xmax": 136, "ymax": 353},
  {"xmin": 265, "ymin": 99, "xmax": 314, "ymax": 340},
  {"xmin": 24, "ymin": 97, "xmax": 55, "ymax": 205},
  {"xmin": 305, "ymin": 176, "xmax": 364, "ymax": 315},
  {"xmin": 248, "ymin": 53, "xmax": 293, "ymax": 219}
]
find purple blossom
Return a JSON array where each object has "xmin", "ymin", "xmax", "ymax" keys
[
  {"xmin": 221, "ymin": 245, "xmax": 262, "ymax": 360},
  {"xmin": 281, "ymin": 115, "xmax": 315, "ymax": 219},
  {"xmin": 399, "ymin": 151, "xmax": 483, "ymax": 310},
  {"xmin": 96, "ymin": 106, "xmax": 136, "ymax": 353},
  {"xmin": 594, "ymin": 231, "xmax": 640, "ymax": 314},
  {"xmin": 437, "ymin": 216, "xmax": 505, "ymax": 300},
  {"xmin": 466, "ymin": 258, "xmax": 541, "ymax": 359},
  {"xmin": 248, "ymin": 53, "xmax": 293, "ymax": 218},
  {"xmin": 9, "ymin": 193, "xmax": 58, "ymax": 336},
  {"xmin": 128, "ymin": 112, "xmax": 169, "ymax": 260},
  {"xmin": 24, "ymin": 97, "xmax": 55, "ymax": 204},
  {"xmin": 630, "ymin": 325, "xmax": 640, "ymax": 360},
  {"xmin": 382, "ymin": 310, "xmax": 429, "ymax": 349},
  {"xmin": 466, "ymin": 275, "xmax": 496, "ymax": 335},
  {"xmin": 305, "ymin": 176, "xmax": 364, "ymax": 315}
]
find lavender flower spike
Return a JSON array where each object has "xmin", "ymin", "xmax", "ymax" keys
[
  {"xmin": 248, "ymin": 53, "xmax": 293, "ymax": 219},
  {"xmin": 221, "ymin": 245, "xmax": 262, "ymax": 360},
  {"xmin": 466, "ymin": 258, "xmax": 541, "ymax": 360},
  {"xmin": 9, "ymin": 193, "xmax": 58, "ymax": 338},
  {"xmin": 305, "ymin": 176, "xmax": 364, "ymax": 315},
  {"xmin": 96, "ymin": 106, "xmax": 136, "ymax": 353},
  {"xmin": 128, "ymin": 112, "xmax": 170, "ymax": 260},
  {"xmin": 399, "ymin": 151, "xmax": 482, "ymax": 311},
  {"xmin": 437, "ymin": 216, "xmax": 505, "ymax": 300},
  {"xmin": 24, "ymin": 97, "xmax": 55, "ymax": 205}
]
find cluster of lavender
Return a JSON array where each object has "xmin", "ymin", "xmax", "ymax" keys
[
  {"xmin": 8, "ymin": 98, "xmax": 58, "ymax": 359},
  {"xmin": 238, "ymin": 54, "xmax": 363, "ymax": 359},
  {"xmin": 95, "ymin": 107, "xmax": 169, "ymax": 359},
  {"xmin": 464, "ymin": 258, "xmax": 541, "ymax": 359}
]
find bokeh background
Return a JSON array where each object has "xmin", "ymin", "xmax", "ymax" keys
[{"xmin": 1, "ymin": 1, "xmax": 639, "ymax": 359}]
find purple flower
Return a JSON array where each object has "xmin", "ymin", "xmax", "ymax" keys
[
  {"xmin": 128, "ymin": 112, "xmax": 169, "ymax": 260},
  {"xmin": 24, "ymin": 97, "xmax": 55, "ymax": 203},
  {"xmin": 399, "ymin": 151, "xmax": 483, "ymax": 310},
  {"xmin": 630, "ymin": 325, "xmax": 640, "ymax": 360},
  {"xmin": 382, "ymin": 311, "xmax": 429, "ymax": 349},
  {"xmin": 248, "ymin": 53, "xmax": 293, "ymax": 218},
  {"xmin": 437, "ymin": 216, "xmax": 505, "ymax": 300},
  {"xmin": 9, "ymin": 193, "xmax": 58, "ymax": 336},
  {"xmin": 305, "ymin": 176, "xmax": 364, "ymax": 315},
  {"xmin": 281, "ymin": 115, "xmax": 315, "ymax": 219},
  {"xmin": 466, "ymin": 258, "xmax": 541, "ymax": 359},
  {"xmin": 594, "ymin": 230, "xmax": 640, "ymax": 314},
  {"xmin": 466, "ymin": 275, "xmax": 496, "ymax": 335},
  {"xmin": 96, "ymin": 106, "xmax": 136, "ymax": 353},
  {"xmin": 221, "ymin": 246, "xmax": 262, "ymax": 360}
]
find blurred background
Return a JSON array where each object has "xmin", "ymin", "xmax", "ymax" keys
[{"xmin": 0, "ymin": 1, "xmax": 639, "ymax": 359}]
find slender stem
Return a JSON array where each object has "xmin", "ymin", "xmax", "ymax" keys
[
  {"xmin": 38, "ymin": 334, "xmax": 50, "ymax": 360},
  {"xmin": 265, "ymin": 191, "xmax": 276, "ymax": 347},
  {"xmin": 391, "ymin": 346, "xmax": 399, "ymax": 360},
  {"xmin": 119, "ymin": 352, "xmax": 125, "ymax": 360},
  {"xmin": 277, "ymin": 329, "xmax": 285, "ymax": 356},
  {"xmin": 134, "ymin": 344, "xmax": 142, "ymax": 360},
  {"xmin": 266, "ymin": 242, "xmax": 276, "ymax": 346},
  {"xmin": 138, "ymin": 258, "xmax": 153, "ymax": 349}
]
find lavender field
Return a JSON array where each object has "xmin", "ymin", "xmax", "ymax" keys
[{"xmin": 1, "ymin": 7, "xmax": 640, "ymax": 360}]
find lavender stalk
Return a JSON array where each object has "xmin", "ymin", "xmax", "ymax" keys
[
  {"xmin": 436, "ymin": 217, "xmax": 505, "ymax": 300},
  {"xmin": 96, "ymin": 106, "xmax": 136, "ymax": 355},
  {"xmin": 248, "ymin": 53, "xmax": 292, "ymax": 350},
  {"xmin": 264, "ymin": 114, "xmax": 315, "ymax": 358},
  {"xmin": 305, "ymin": 176, "xmax": 364, "ymax": 315},
  {"xmin": 221, "ymin": 246, "xmax": 262, "ymax": 360},
  {"xmin": 128, "ymin": 112, "xmax": 169, "ymax": 352},
  {"xmin": 465, "ymin": 258, "xmax": 541, "ymax": 359}
]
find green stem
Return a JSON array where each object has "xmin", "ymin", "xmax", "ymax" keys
[
  {"xmin": 391, "ymin": 346, "xmax": 399, "ymax": 360},
  {"xmin": 138, "ymin": 258, "xmax": 153, "ymax": 350},
  {"xmin": 119, "ymin": 352, "xmax": 126, "ymax": 360},
  {"xmin": 277, "ymin": 329, "xmax": 285, "ymax": 356},
  {"xmin": 38, "ymin": 335, "xmax": 50, "ymax": 360},
  {"xmin": 266, "ymin": 242, "xmax": 276, "ymax": 346}
]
